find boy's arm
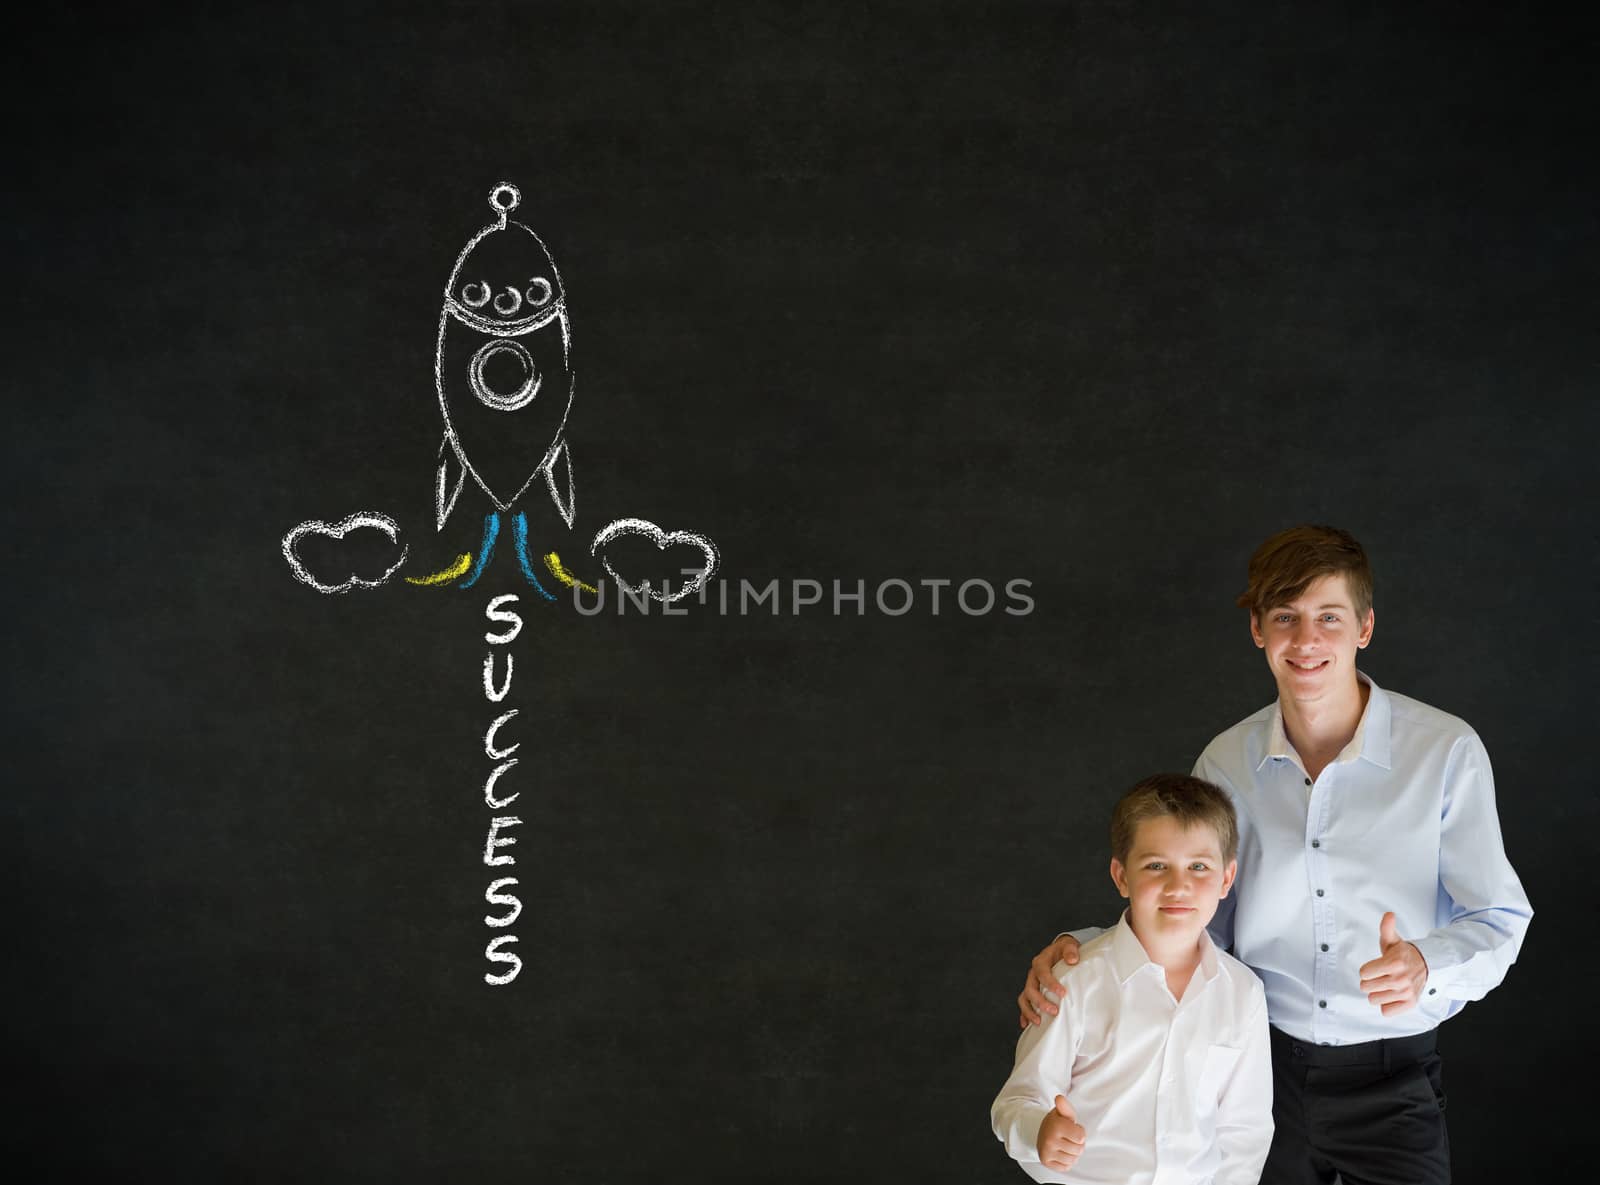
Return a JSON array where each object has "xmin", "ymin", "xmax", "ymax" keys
[
  {"xmin": 1211, "ymin": 986, "xmax": 1274, "ymax": 1185},
  {"xmin": 993, "ymin": 962, "xmax": 1083, "ymax": 1174},
  {"xmin": 1405, "ymin": 734, "xmax": 1532, "ymax": 1006}
]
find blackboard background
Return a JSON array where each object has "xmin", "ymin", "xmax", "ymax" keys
[{"xmin": 8, "ymin": 2, "xmax": 1594, "ymax": 1180}]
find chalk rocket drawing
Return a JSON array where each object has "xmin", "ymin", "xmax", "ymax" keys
[{"xmin": 282, "ymin": 182, "xmax": 718, "ymax": 600}]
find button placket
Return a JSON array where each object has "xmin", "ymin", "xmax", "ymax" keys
[
  {"xmin": 1155, "ymin": 1014, "xmax": 1186, "ymax": 1185},
  {"xmin": 1306, "ymin": 766, "xmax": 1335, "ymax": 1042},
  {"xmin": 1154, "ymin": 1020, "xmax": 1177, "ymax": 1153}
]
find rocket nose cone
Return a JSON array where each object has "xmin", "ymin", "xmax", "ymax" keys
[{"xmin": 445, "ymin": 195, "xmax": 565, "ymax": 328}]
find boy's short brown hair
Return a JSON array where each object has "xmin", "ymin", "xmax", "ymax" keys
[
  {"xmin": 1235, "ymin": 524, "xmax": 1374, "ymax": 619},
  {"xmin": 1110, "ymin": 773, "xmax": 1238, "ymax": 864}
]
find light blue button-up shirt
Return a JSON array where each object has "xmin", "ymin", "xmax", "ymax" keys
[{"xmin": 1192, "ymin": 672, "xmax": 1532, "ymax": 1045}]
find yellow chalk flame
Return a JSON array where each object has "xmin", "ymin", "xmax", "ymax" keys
[
  {"xmin": 405, "ymin": 553, "xmax": 473, "ymax": 586},
  {"xmin": 543, "ymin": 552, "xmax": 596, "ymax": 595}
]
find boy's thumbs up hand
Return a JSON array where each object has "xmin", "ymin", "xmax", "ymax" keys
[
  {"xmin": 1037, "ymin": 1094, "xmax": 1087, "ymax": 1172},
  {"xmin": 1358, "ymin": 910, "xmax": 1430, "ymax": 1016},
  {"xmin": 1379, "ymin": 911, "xmax": 1402, "ymax": 951}
]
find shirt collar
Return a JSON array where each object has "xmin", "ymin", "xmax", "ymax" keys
[
  {"xmin": 1358, "ymin": 671, "xmax": 1393, "ymax": 769},
  {"xmin": 1108, "ymin": 909, "xmax": 1221, "ymax": 987},
  {"xmin": 1258, "ymin": 669, "xmax": 1393, "ymax": 772}
]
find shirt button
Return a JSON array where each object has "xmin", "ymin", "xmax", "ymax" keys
[
  {"xmin": 1428, "ymin": 988, "xmax": 1437, "ymax": 995},
  {"xmin": 1318, "ymin": 1000, "xmax": 1327, "ymax": 1008},
  {"xmin": 1320, "ymin": 943, "xmax": 1329, "ymax": 952},
  {"xmin": 1303, "ymin": 777, "xmax": 1312, "ymax": 786},
  {"xmin": 1316, "ymin": 889, "xmax": 1325, "ymax": 897},
  {"xmin": 1311, "ymin": 839, "xmax": 1321, "ymax": 848}
]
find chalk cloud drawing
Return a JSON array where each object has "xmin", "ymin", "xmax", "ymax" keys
[
  {"xmin": 282, "ymin": 512, "xmax": 408, "ymax": 594},
  {"xmin": 591, "ymin": 518, "xmax": 719, "ymax": 604},
  {"xmin": 282, "ymin": 182, "xmax": 718, "ymax": 601}
]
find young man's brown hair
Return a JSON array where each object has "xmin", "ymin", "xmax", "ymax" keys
[
  {"xmin": 1109, "ymin": 773, "xmax": 1238, "ymax": 865},
  {"xmin": 1234, "ymin": 524, "xmax": 1374, "ymax": 619}
]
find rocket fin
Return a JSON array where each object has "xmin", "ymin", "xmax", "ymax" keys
[
  {"xmin": 544, "ymin": 439, "xmax": 576, "ymax": 529},
  {"xmin": 436, "ymin": 434, "xmax": 465, "ymax": 531}
]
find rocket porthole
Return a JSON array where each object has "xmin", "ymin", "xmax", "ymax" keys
[
  {"xmin": 469, "ymin": 338, "xmax": 541, "ymax": 412},
  {"xmin": 526, "ymin": 278, "xmax": 552, "ymax": 308},
  {"xmin": 493, "ymin": 287, "xmax": 523, "ymax": 316},
  {"xmin": 461, "ymin": 281, "xmax": 492, "ymax": 309}
]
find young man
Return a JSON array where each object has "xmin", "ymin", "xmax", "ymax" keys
[
  {"xmin": 992, "ymin": 775, "xmax": 1273, "ymax": 1184},
  {"xmin": 1016, "ymin": 526, "xmax": 1532, "ymax": 1185}
]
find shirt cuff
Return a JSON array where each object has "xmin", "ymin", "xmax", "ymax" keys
[
  {"xmin": 1409, "ymin": 935, "xmax": 1453, "ymax": 1001},
  {"xmin": 1003, "ymin": 1107, "xmax": 1048, "ymax": 1164}
]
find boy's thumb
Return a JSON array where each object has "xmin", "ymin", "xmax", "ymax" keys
[
  {"xmin": 1379, "ymin": 910, "xmax": 1401, "ymax": 949},
  {"xmin": 1053, "ymin": 1094, "xmax": 1075, "ymax": 1118}
]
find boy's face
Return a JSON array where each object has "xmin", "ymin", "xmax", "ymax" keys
[
  {"xmin": 1249, "ymin": 572, "xmax": 1375, "ymax": 708},
  {"xmin": 1110, "ymin": 815, "xmax": 1236, "ymax": 946}
]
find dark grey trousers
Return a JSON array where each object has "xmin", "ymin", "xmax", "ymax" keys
[{"xmin": 1262, "ymin": 1026, "xmax": 1450, "ymax": 1185}]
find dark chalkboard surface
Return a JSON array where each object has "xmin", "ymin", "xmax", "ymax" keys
[{"xmin": 9, "ymin": 2, "xmax": 1592, "ymax": 1180}]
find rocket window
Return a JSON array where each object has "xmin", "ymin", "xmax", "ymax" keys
[
  {"xmin": 461, "ymin": 281, "xmax": 492, "ymax": 309},
  {"xmin": 526, "ymin": 278, "xmax": 553, "ymax": 308}
]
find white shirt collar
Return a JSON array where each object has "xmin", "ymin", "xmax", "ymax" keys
[
  {"xmin": 1259, "ymin": 669, "xmax": 1393, "ymax": 772},
  {"xmin": 1107, "ymin": 909, "xmax": 1221, "ymax": 988}
]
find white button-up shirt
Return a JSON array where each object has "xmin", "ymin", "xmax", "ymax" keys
[
  {"xmin": 992, "ymin": 914, "xmax": 1273, "ymax": 1185},
  {"xmin": 1194, "ymin": 671, "xmax": 1533, "ymax": 1045}
]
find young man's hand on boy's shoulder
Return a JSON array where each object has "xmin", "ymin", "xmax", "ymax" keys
[
  {"xmin": 1018, "ymin": 936, "xmax": 1082, "ymax": 1028},
  {"xmin": 1037, "ymin": 1094, "xmax": 1086, "ymax": 1172}
]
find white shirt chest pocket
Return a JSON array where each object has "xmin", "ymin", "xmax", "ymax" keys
[{"xmin": 1194, "ymin": 1043, "xmax": 1242, "ymax": 1111}]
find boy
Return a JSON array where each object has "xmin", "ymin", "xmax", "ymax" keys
[
  {"xmin": 992, "ymin": 774, "xmax": 1273, "ymax": 1185},
  {"xmin": 1015, "ymin": 526, "xmax": 1532, "ymax": 1184}
]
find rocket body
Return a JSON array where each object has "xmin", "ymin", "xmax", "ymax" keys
[{"xmin": 435, "ymin": 185, "xmax": 574, "ymax": 513}]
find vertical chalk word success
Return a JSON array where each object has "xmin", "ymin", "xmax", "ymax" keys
[{"xmin": 481, "ymin": 595, "xmax": 527, "ymax": 985}]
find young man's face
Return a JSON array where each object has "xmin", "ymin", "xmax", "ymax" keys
[
  {"xmin": 1110, "ymin": 814, "xmax": 1236, "ymax": 946},
  {"xmin": 1249, "ymin": 572, "xmax": 1375, "ymax": 707}
]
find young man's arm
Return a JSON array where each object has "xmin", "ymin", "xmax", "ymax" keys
[
  {"xmin": 1190, "ymin": 753, "xmax": 1240, "ymax": 953},
  {"xmin": 992, "ymin": 961, "xmax": 1087, "ymax": 1179},
  {"xmin": 1209, "ymin": 980, "xmax": 1274, "ymax": 1185},
  {"xmin": 1405, "ymin": 733, "xmax": 1532, "ymax": 1008},
  {"xmin": 1018, "ymin": 927, "xmax": 1107, "ymax": 1027}
]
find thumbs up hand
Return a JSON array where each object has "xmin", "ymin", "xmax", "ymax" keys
[
  {"xmin": 1038, "ymin": 1094, "xmax": 1087, "ymax": 1172},
  {"xmin": 1357, "ymin": 910, "xmax": 1430, "ymax": 1016}
]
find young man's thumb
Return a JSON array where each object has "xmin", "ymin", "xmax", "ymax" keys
[{"xmin": 1053, "ymin": 1094, "xmax": 1076, "ymax": 1118}]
